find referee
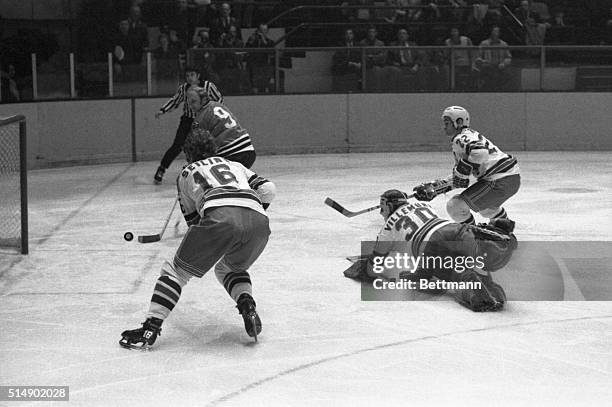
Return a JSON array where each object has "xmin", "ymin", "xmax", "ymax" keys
[{"xmin": 153, "ymin": 66, "xmax": 223, "ymax": 184}]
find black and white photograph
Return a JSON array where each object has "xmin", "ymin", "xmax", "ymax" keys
[{"xmin": 1, "ymin": 0, "xmax": 611, "ymax": 406}]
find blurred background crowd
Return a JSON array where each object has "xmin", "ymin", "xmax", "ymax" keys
[{"xmin": 2, "ymin": 0, "xmax": 612, "ymax": 101}]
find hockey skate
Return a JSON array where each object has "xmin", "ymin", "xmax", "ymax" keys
[
  {"xmin": 236, "ymin": 294, "xmax": 262, "ymax": 342},
  {"xmin": 119, "ymin": 317, "xmax": 162, "ymax": 350},
  {"xmin": 153, "ymin": 166, "xmax": 165, "ymax": 184}
]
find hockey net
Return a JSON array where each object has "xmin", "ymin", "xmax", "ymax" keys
[{"xmin": 0, "ymin": 115, "xmax": 27, "ymax": 254}]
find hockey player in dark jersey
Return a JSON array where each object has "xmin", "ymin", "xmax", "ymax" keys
[
  {"xmin": 185, "ymin": 86, "xmax": 256, "ymax": 168},
  {"xmin": 344, "ymin": 190, "xmax": 513, "ymax": 312},
  {"xmin": 120, "ymin": 131, "xmax": 275, "ymax": 350},
  {"xmin": 413, "ymin": 106, "xmax": 520, "ymax": 231},
  {"xmin": 153, "ymin": 66, "xmax": 223, "ymax": 184}
]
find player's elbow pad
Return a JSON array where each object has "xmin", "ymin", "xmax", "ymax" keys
[{"xmin": 257, "ymin": 181, "xmax": 276, "ymax": 205}]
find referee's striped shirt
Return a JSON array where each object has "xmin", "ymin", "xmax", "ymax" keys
[{"xmin": 158, "ymin": 81, "xmax": 223, "ymax": 119}]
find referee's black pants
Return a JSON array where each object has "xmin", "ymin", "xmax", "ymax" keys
[{"xmin": 160, "ymin": 116, "xmax": 193, "ymax": 170}]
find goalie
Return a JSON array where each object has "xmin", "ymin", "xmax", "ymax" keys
[
  {"xmin": 344, "ymin": 190, "xmax": 515, "ymax": 312},
  {"xmin": 413, "ymin": 106, "xmax": 520, "ymax": 231}
]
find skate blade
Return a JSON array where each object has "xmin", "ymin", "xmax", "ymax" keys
[
  {"xmin": 250, "ymin": 315, "xmax": 258, "ymax": 343},
  {"xmin": 119, "ymin": 338, "xmax": 153, "ymax": 351}
]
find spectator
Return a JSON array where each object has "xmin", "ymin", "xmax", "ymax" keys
[
  {"xmin": 191, "ymin": 28, "xmax": 218, "ymax": 82},
  {"xmin": 211, "ymin": 2, "xmax": 239, "ymax": 44},
  {"xmin": 153, "ymin": 33, "xmax": 180, "ymax": 79},
  {"xmin": 474, "ymin": 25, "xmax": 512, "ymax": 90},
  {"xmin": 246, "ymin": 23, "xmax": 275, "ymax": 93},
  {"xmin": 113, "ymin": 19, "xmax": 143, "ymax": 66},
  {"xmin": 0, "ymin": 63, "xmax": 20, "ymax": 102},
  {"xmin": 218, "ymin": 25, "xmax": 246, "ymax": 67},
  {"xmin": 154, "ymin": 33, "xmax": 179, "ymax": 60},
  {"xmin": 168, "ymin": 29, "xmax": 187, "ymax": 55},
  {"xmin": 218, "ymin": 24, "xmax": 248, "ymax": 93},
  {"xmin": 167, "ymin": 0, "xmax": 194, "ymax": 43},
  {"xmin": 359, "ymin": 26, "xmax": 386, "ymax": 68},
  {"xmin": 387, "ymin": 28, "xmax": 423, "ymax": 90},
  {"xmin": 445, "ymin": 27, "xmax": 474, "ymax": 89},
  {"xmin": 387, "ymin": 28, "xmax": 420, "ymax": 69},
  {"xmin": 515, "ymin": 0, "xmax": 550, "ymax": 45},
  {"xmin": 332, "ymin": 28, "xmax": 362, "ymax": 75},
  {"xmin": 545, "ymin": 10, "xmax": 572, "ymax": 45},
  {"xmin": 128, "ymin": 4, "xmax": 148, "ymax": 51}
]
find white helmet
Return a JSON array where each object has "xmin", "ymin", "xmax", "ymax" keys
[{"xmin": 442, "ymin": 106, "xmax": 470, "ymax": 129}]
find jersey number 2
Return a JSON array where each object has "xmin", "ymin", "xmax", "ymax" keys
[{"xmin": 213, "ymin": 107, "xmax": 237, "ymax": 129}]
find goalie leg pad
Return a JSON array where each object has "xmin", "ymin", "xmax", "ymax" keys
[
  {"xmin": 454, "ymin": 270, "xmax": 505, "ymax": 312},
  {"xmin": 446, "ymin": 196, "xmax": 472, "ymax": 223}
]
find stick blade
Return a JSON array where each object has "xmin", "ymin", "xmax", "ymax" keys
[
  {"xmin": 138, "ymin": 234, "xmax": 161, "ymax": 243},
  {"xmin": 324, "ymin": 197, "xmax": 353, "ymax": 217}
]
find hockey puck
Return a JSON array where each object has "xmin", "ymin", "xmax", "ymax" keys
[{"xmin": 124, "ymin": 232, "xmax": 134, "ymax": 241}]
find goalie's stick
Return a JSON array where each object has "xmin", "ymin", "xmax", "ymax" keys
[
  {"xmin": 138, "ymin": 198, "xmax": 179, "ymax": 243},
  {"xmin": 324, "ymin": 194, "xmax": 415, "ymax": 218}
]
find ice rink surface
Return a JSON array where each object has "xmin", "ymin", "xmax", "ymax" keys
[{"xmin": 1, "ymin": 152, "xmax": 611, "ymax": 407}]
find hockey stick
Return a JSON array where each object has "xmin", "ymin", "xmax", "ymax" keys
[
  {"xmin": 324, "ymin": 194, "xmax": 415, "ymax": 218},
  {"xmin": 138, "ymin": 198, "xmax": 179, "ymax": 243}
]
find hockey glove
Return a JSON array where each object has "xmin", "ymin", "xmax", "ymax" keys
[
  {"xmin": 452, "ymin": 159, "xmax": 473, "ymax": 188},
  {"xmin": 413, "ymin": 179, "xmax": 453, "ymax": 201}
]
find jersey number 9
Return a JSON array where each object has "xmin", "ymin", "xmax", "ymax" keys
[{"xmin": 213, "ymin": 107, "xmax": 237, "ymax": 129}]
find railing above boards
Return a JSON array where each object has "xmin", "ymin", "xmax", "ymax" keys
[{"xmin": 2, "ymin": 45, "xmax": 612, "ymax": 103}]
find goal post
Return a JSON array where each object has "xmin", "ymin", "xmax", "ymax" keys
[{"xmin": 0, "ymin": 115, "xmax": 28, "ymax": 254}]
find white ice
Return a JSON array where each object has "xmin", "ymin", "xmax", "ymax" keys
[{"xmin": 1, "ymin": 152, "xmax": 611, "ymax": 407}]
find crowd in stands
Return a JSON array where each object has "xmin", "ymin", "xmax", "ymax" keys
[{"xmin": 1, "ymin": 0, "xmax": 612, "ymax": 100}]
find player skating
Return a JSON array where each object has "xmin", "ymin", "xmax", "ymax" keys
[
  {"xmin": 153, "ymin": 66, "xmax": 223, "ymax": 184},
  {"xmin": 413, "ymin": 106, "xmax": 520, "ymax": 230},
  {"xmin": 344, "ymin": 190, "xmax": 514, "ymax": 312},
  {"xmin": 120, "ymin": 131, "xmax": 276, "ymax": 349},
  {"xmin": 186, "ymin": 86, "xmax": 256, "ymax": 169}
]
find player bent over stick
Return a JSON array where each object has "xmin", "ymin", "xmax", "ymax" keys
[
  {"xmin": 120, "ymin": 132, "xmax": 276, "ymax": 349},
  {"xmin": 344, "ymin": 190, "xmax": 515, "ymax": 312},
  {"xmin": 413, "ymin": 106, "xmax": 520, "ymax": 230}
]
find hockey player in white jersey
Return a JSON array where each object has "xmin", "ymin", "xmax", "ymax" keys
[
  {"xmin": 120, "ymin": 131, "xmax": 276, "ymax": 349},
  {"xmin": 413, "ymin": 106, "xmax": 520, "ymax": 230},
  {"xmin": 344, "ymin": 190, "xmax": 512, "ymax": 312}
]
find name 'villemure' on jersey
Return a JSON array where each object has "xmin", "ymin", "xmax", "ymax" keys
[
  {"xmin": 192, "ymin": 101, "xmax": 254, "ymax": 158},
  {"xmin": 374, "ymin": 201, "xmax": 451, "ymax": 258},
  {"xmin": 451, "ymin": 128, "xmax": 520, "ymax": 181},
  {"xmin": 178, "ymin": 157, "xmax": 272, "ymax": 224}
]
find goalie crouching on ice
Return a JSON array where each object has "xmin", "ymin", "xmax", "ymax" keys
[{"xmin": 344, "ymin": 190, "xmax": 516, "ymax": 312}]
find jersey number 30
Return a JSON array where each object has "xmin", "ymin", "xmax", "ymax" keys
[{"xmin": 213, "ymin": 107, "xmax": 237, "ymax": 129}]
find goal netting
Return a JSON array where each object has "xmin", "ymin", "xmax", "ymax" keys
[{"xmin": 0, "ymin": 115, "xmax": 28, "ymax": 254}]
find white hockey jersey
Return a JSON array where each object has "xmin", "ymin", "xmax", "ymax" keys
[
  {"xmin": 177, "ymin": 157, "xmax": 270, "ymax": 223},
  {"xmin": 451, "ymin": 128, "xmax": 520, "ymax": 181},
  {"xmin": 374, "ymin": 200, "xmax": 451, "ymax": 258}
]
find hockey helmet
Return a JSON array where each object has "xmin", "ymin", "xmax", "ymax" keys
[
  {"xmin": 380, "ymin": 189, "xmax": 408, "ymax": 219},
  {"xmin": 442, "ymin": 106, "xmax": 470, "ymax": 129}
]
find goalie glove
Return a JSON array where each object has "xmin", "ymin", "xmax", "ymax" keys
[
  {"xmin": 452, "ymin": 159, "xmax": 475, "ymax": 189},
  {"xmin": 413, "ymin": 178, "xmax": 453, "ymax": 202}
]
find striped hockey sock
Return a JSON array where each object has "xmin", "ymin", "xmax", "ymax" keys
[
  {"xmin": 147, "ymin": 275, "xmax": 183, "ymax": 320},
  {"xmin": 222, "ymin": 271, "xmax": 252, "ymax": 302},
  {"xmin": 461, "ymin": 214, "xmax": 476, "ymax": 225}
]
